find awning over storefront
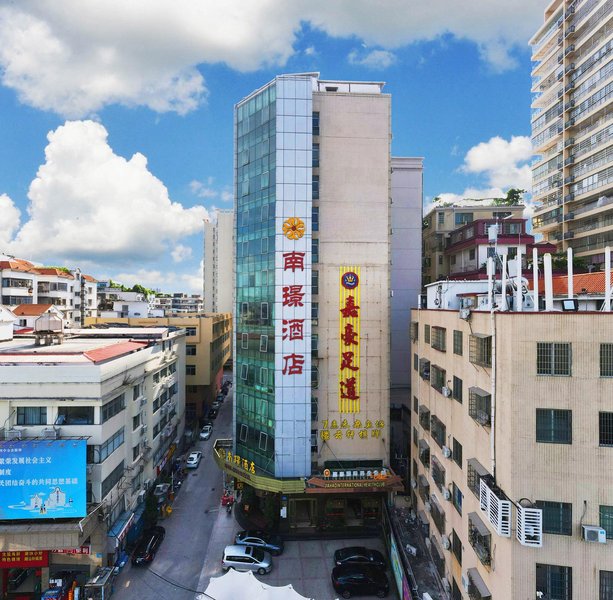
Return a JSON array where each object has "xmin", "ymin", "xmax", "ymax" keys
[
  {"xmin": 108, "ymin": 511, "xmax": 134, "ymax": 548},
  {"xmin": 306, "ymin": 468, "xmax": 404, "ymax": 494},
  {"xmin": 126, "ymin": 503, "xmax": 146, "ymax": 545}
]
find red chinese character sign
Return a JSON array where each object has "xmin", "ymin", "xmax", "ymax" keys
[{"xmin": 339, "ymin": 267, "xmax": 361, "ymax": 413}]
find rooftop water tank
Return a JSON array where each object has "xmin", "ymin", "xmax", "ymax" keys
[{"xmin": 35, "ymin": 313, "xmax": 64, "ymax": 333}]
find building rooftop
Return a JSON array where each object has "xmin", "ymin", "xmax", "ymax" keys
[{"xmin": 12, "ymin": 304, "xmax": 54, "ymax": 316}]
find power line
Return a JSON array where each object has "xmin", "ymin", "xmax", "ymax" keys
[{"xmin": 146, "ymin": 567, "xmax": 217, "ymax": 599}]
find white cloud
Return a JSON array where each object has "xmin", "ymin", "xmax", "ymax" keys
[
  {"xmin": 0, "ymin": 194, "xmax": 21, "ymax": 247},
  {"xmin": 348, "ymin": 49, "xmax": 396, "ymax": 69},
  {"xmin": 4, "ymin": 120, "xmax": 208, "ymax": 266},
  {"xmin": 171, "ymin": 243, "xmax": 192, "ymax": 263},
  {"xmin": 304, "ymin": 46, "xmax": 317, "ymax": 57},
  {"xmin": 113, "ymin": 261, "xmax": 203, "ymax": 294},
  {"xmin": 190, "ymin": 179, "xmax": 218, "ymax": 198},
  {"xmin": 0, "ymin": 1, "xmax": 543, "ymax": 116},
  {"xmin": 220, "ymin": 190, "xmax": 233, "ymax": 203}
]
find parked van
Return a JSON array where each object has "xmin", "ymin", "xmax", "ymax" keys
[{"xmin": 221, "ymin": 545, "xmax": 272, "ymax": 575}]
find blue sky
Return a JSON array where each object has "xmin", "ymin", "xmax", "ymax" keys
[{"xmin": 0, "ymin": 1, "xmax": 545, "ymax": 293}]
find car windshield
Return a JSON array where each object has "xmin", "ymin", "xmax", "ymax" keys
[{"xmin": 251, "ymin": 548, "xmax": 265, "ymax": 562}]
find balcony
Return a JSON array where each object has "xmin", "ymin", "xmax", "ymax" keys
[
  {"xmin": 418, "ymin": 440, "xmax": 430, "ymax": 469},
  {"xmin": 469, "ymin": 387, "xmax": 492, "ymax": 427},
  {"xmin": 468, "ymin": 512, "xmax": 492, "ymax": 567},
  {"xmin": 430, "ymin": 495, "xmax": 446, "ymax": 535},
  {"xmin": 417, "ymin": 474, "xmax": 430, "ymax": 502},
  {"xmin": 479, "ymin": 476, "xmax": 512, "ymax": 537},
  {"xmin": 419, "ymin": 406, "xmax": 430, "ymax": 431},
  {"xmin": 431, "ymin": 455, "xmax": 446, "ymax": 491},
  {"xmin": 430, "ymin": 415, "xmax": 446, "ymax": 448}
]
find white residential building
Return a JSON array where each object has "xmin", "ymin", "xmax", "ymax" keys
[{"xmin": 203, "ymin": 210, "xmax": 234, "ymax": 313}]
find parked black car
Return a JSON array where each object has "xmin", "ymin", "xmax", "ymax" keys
[
  {"xmin": 334, "ymin": 546, "xmax": 387, "ymax": 570},
  {"xmin": 132, "ymin": 526, "xmax": 166, "ymax": 565},
  {"xmin": 208, "ymin": 408, "xmax": 218, "ymax": 420},
  {"xmin": 234, "ymin": 530, "xmax": 284, "ymax": 556},
  {"xmin": 331, "ymin": 564, "xmax": 389, "ymax": 598}
]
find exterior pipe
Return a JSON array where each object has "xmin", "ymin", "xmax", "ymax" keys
[
  {"xmin": 606, "ymin": 246, "xmax": 611, "ymax": 312},
  {"xmin": 533, "ymin": 248, "xmax": 539, "ymax": 312},
  {"xmin": 567, "ymin": 247, "xmax": 574, "ymax": 299},
  {"xmin": 544, "ymin": 253, "xmax": 554, "ymax": 311},
  {"xmin": 490, "ymin": 275, "xmax": 497, "ymax": 479},
  {"xmin": 501, "ymin": 255, "xmax": 508, "ymax": 311},
  {"xmin": 487, "ymin": 257, "xmax": 494, "ymax": 311}
]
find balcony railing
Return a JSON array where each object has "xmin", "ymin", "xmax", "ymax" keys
[
  {"xmin": 469, "ymin": 387, "xmax": 492, "ymax": 427},
  {"xmin": 431, "ymin": 456, "xmax": 446, "ymax": 490},
  {"xmin": 468, "ymin": 512, "xmax": 492, "ymax": 567}
]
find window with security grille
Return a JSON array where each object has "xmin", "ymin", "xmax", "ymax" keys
[
  {"xmin": 535, "ymin": 501, "xmax": 572, "ymax": 535},
  {"xmin": 600, "ymin": 412, "xmax": 613, "ymax": 446},
  {"xmin": 431, "ymin": 415, "xmax": 446, "ymax": 448},
  {"xmin": 431, "ymin": 326, "xmax": 446, "ymax": 351},
  {"xmin": 601, "ymin": 571, "xmax": 613, "ymax": 600},
  {"xmin": 469, "ymin": 334, "xmax": 492, "ymax": 367},
  {"xmin": 452, "ymin": 482, "xmax": 463, "ymax": 516},
  {"xmin": 536, "ymin": 409, "xmax": 572, "ymax": 444},
  {"xmin": 536, "ymin": 564, "xmax": 572, "ymax": 600},
  {"xmin": 424, "ymin": 324, "xmax": 431, "ymax": 344},
  {"xmin": 453, "ymin": 376, "xmax": 463, "ymax": 403},
  {"xmin": 413, "ymin": 353, "xmax": 418, "ymax": 371},
  {"xmin": 430, "ymin": 365, "xmax": 446, "ymax": 392},
  {"xmin": 453, "ymin": 330, "xmax": 463, "ymax": 355},
  {"xmin": 413, "ymin": 396, "xmax": 418, "ymax": 413},
  {"xmin": 413, "ymin": 427, "xmax": 418, "ymax": 447},
  {"xmin": 601, "ymin": 344, "xmax": 613, "ymax": 377},
  {"xmin": 451, "ymin": 530, "xmax": 462, "ymax": 565},
  {"xmin": 537, "ymin": 342, "xmax": 571, "ymax": 376},
  {"xmin": 469, "ymin": 387, "xmax": 491, "ymax": 426},
  {"xmin": 467, "ymin": 458, "xmax": 489, "ymax": 498},
  {"xmin": 410, "ymin": 321, "xmax": 419, "ymax": 341},
  {"xmin": 419, "ymin": 406, "xmax": 430, "ymax": 431},
  {"xmin": 453, "ymin": 438, "xmax": 463, "ymax": 468},
  {"xmin": 600, "ymin": 505, "xmax": 613, "ymax": 539}
]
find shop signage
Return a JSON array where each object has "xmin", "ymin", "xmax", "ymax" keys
[
  {"xmin": 0, "ymin": 440, "xmax": 86, "ymax": 520},
  {"xmin": 339, "ymin": 267, "xmax": 361, "ymax": 413},
  {"xmin": 51, "ymin": 546, "xmax": 91, "ymax": 555},
  {"xmin": 0, "ymin": 550, "xmax": 49, "ymax": 568},
  {"xmin": 319, "ymin": 418, "xmax": 385, "ymax": 441},
  {"xmin": 218, "ymin": 449, "xmax": 256, "ymax": 475}
]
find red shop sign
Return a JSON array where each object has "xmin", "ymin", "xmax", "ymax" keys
[
  {"xmin": 51, "ymin": 546, "xmax": 91, "ymax": 555},
  {"xmin": 0, "ymin": 550, "xmax": 49, "ymax": 568}
]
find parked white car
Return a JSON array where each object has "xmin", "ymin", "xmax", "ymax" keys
[
  {"xmin": 200, "ymin": 425, "xmax": 213, "ymax": 440},
  {"xmin": 186, "ymin": 451, "xmax": 202, "ymax": 468}
]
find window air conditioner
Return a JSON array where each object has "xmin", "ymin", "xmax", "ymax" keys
[
  {"xmin": 441, "ymin": 535, "xmax": 451, "ymax": 550},
  {"xmin": 442, "ymin": 488, "xmax": 451, "ymax": 501},
  {"xmin": 441, "ymin": 386, "xmax": 451, "ymax": 398},
  {"xmin": 442, "ymin": 445, "xmax": 452, "ymax": 458},
  {"xmin": 583, "ymin": 525, "xmax": 607, "ymax": 543}
]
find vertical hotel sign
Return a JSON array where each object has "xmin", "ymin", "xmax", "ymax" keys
[{"xmin": 339, "ymin": 267, "xmax": 361, "ymax": 413}]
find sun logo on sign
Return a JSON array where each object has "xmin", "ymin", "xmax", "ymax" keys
[{"xmin": 282, "ymin": 217, "xmax": 305, "ymax": 240}]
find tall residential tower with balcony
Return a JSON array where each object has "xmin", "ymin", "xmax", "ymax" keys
[{"xmin": 530, "ymin": 0, "xmax": 613, "ymax": 267}]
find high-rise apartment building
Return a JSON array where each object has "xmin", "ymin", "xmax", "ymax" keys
[
  {"xmin": 411, "ymin": 253, "xmax": 613, "ymax": 599},
  {"xmin": 215, "ymin": 73, "xmax": 404, "ymax": 532},
  {"xmin": 203, "ymin": 210, "xmax": 234, "ymax": 313},
  {"xmin": 530, "ymin": 0, "xmax": 613, "ymax": 267}
]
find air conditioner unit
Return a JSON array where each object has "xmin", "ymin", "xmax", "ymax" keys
[
  {"xmin": 410, "ymin": 478, "xmax": 417, "ymax": 489},
  {"xmin": 424, "ymin": 501, "xmax": 432, "ymax": 513},
  {"xmin": 459, "ymin": 308, "xmax": 471, "ymax": 320},
  {"xmin": 442, "ymin": 488, "xmax": 451, "ymax": 501},
  {"xmin": 441, "ymin": 535, "xmax": 451, "ymax": 550},
  {"xmin": 5, "ymin": 428, "xmax": 22, "ymax": 441},
  {"xmin": 442, "ymin": 445, "xmax": 452, "ymax": 458},
  {"xmin": 141, "ymin": 424, "xmax": 148, "ymax": 433},
  {"xmin": 583, "ymin": 525, "xmax": 607, "ymax": 543},
  {"xmin": 139, "ymin": 396, "xmax": 147, "ymax": 407},
  {"xmin": 143, "ymin": 478, "xmax": 152, "ymax": 491},
  {"xmin": 461, "ymin": 572, "xmax": 470, "ymax": 592},
  {"xmin": 43, "ymin": 427, "xmax": 59, "ymax": 439},
  {"xmin": 137, "ymin": 490, "xmax": 147, "ymax": 504},
  {"xmin": 441, "ymin": 386, "xmax": 451, "ymax": 398}
]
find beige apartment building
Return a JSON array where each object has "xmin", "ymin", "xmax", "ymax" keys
[
  {"xmin": 422, "ymin": 202, "xmax": 525, "ymax": 285},
  {"xmin": 530, "ymin": 0, "xmax": 613, "ymax": 267},
  {"xmin": 411, "ymin": 269, "xmax": 613, "ymax": 599},
  {"xmin": 87, "ymin": 313, "xmax": 231, "ymax": 425},
  {"xmin": 203, "ymin": 209, "xmax": 234, "ymax": 313}
]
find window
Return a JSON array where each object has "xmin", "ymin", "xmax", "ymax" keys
[
  {"xmin": 507, "ymin": 247, "xmax": 517, "ymax": 259},
  {"xmin": 537, "ymin": 342, "xmax": 572, "ymax": 376},
  {"xmin": 259, "ymin": 432, "xmax": 268, "ymax": 451},
  {"xmin": 311, "ymin": 397, "xmax": 318, "ymax": 421},
  {"xmin": 601, "ymin": 344, "xmax": 613, "ymax": 377},
  {"xmin": 312, "ymin": 238, "xmax": 319, "ymax": 263},
  {"xmin": 467, "ymin": 458, "xmax": 489, "ymax": 498},
  {"xmin": 469, "ymin": 387, "xmax": 491, "ymax": 426},
  {"xmin": 312, "ymin": 175, "xmax": 319, "ymax": 199},
  {"xmin": 601, "ymin": 571, "xmax": 613, "ymax": 600},
  {"xmin": 259, "ymin": 335, "xmax": 268, "ymax": 353},
  {"xmin": 431, "ymin": 365, "xmax": 446, "ymax": 392},
  {"xmin": 431, "ymin": 415, "xmax": 446, "ymax": 448},
  {"xmin": 419, "ymin": 406, "xmax": 430, "ymax": 430},
  {"xmin": 410, "ymin": 321, "xmax": 419, "ymax": 341},
  {"xmin": 101, "ymin": 460, "xmax": 124, "ymax": 499},
  {"xmin": 469, "ymin": 334, "xmax": 492, "ymax": 367},
  {"xmin": 311, "ymin": 334, "xmax": 318, "ymax": 357},
  {"xmin": 16, "ymin": 407, "xmax": 46, "ymax": 425},
  {"xmin": 132, "ymin": 385, "xmax": 141, "ymax": 401},
  {"xmin": 186, "ymin": 365, "xmax": 196, "ymax": 376},
  {"xmin": 102, "ymin": 394, "xmax": 125, "ymax": 422},
  {"xmin": 431, "ymin": 326, "xmax": 446, "ymax": 351},
  {"xmin": 312, "ymin": 206, "xmax": 319, "ymax": 231},
  {"xmin": 438, "ymin": 255, "xmax": 443, "ymax": 265},
  {"xmin": 132, "ymin": 414, "xmax": 140, "ymax": 431},
  {"xmin": 536, "ymin": 564, "xmax": 572, "ymax": 600},
  {"xmin": 312, "ymin": 143, "xmax": 320, "ymax": 168},
  {"xmin": 239, "ymin": 424, "xmax": 248, "ymax": 443},
  {"xmin": 455, "ymin": 212, "xmax": 473, "ymax": 226},
  {"xmin": 413, "ymin": 353, "xmax": 418, "ymax": 371},
  {"xmin": 598, "ymin": 412, "xmax": 613, "ymax": 446},
  {"xmin": 451, "ymin": 530, "xmax": 462, "ymax": 565},
  {"xmin": 259, "ymin": 367, "xmax": 268, "ymax": 386},
  {"xmin": 312, "ymin": 302, "xmax": 319, "ymax": 321},
  {"xmin": 185, "ymin": 327, "xmax": 197, "ymax": 336},
  {"xmin": 453, "ymin": 438, "xmax": 462, "ymax": 468},
  {"xmin": 536, "ymin": 409, "xmax": 572, "ymax": 444},
  {"xmin": 452, "ymin": 376, "xmax": 463, "ymax": 403},
  {"xmin": 56, "ymin": 406, "xmax": 94, "ymax": 425},
  {"xmin": 424, "ymin": 324, "xmax": 430, "ymax": 344},
  {"xmin": 312, "ymin": 270, "xmax": 319, "ymax": 295},
  {"xmin": 452, "ymin": 482, "xmax": 463, "ymax": 516},
  {"xmin": 413, "ymin": 396, "xmax": 418, "ymax": 413},
  {"xmin": 453, "ymin": 330, "xmax": 463, "ymax": 355},
  {"xmin": 311, "ymin": 429, "xmax": 318, "ymax": 453},
  {"xmin": 413, "ymin": 427, "xmax": 418, "ymax": 447},
  {"xmin": 536, "ymin": 501, "xmax": 572, "ymax": 535},
  {"xmin": 261, "ymin": 302, "xmax": 269, "ymax": 321},
  {"xmin": 600, "ymin": 506, "xmax": 613, "ymax": 539},
  {"xmin": 132, "ymin": 444, "xmax": 141, "ymax": 462},
  {"xmin": 98, "ymin": 428, "xmax": 125, "ymax": 462},
  {"xmin": 312, "ymin": 111, "xmax": 320, "ymax": 136},
  {"xmin": 437, "ymin": 212, "xmax": 445, "ymax": 226},
  {"xmin": 469, "ymin": 248, "xmax": 476, "ymax": 260},
  {"xmin": 240, "ymin": 363, "xmax": 248, "ymax": 380}
]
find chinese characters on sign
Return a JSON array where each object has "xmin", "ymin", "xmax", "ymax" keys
[
  {"xmin": 319, "ymin": 418, "xmax": 385, "ymax": 441},
  {"xmin": 339, "ymin": 268, "xmax": 361, "ymax": 413},
  {"xmin": 219, "ymin": 449, "xmax": 256, "ymax": 475},
  {"xmin": 0, "ymin": 551, "xmax": 49, "ymax": 568}
]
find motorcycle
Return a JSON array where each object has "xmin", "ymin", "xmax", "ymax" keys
[{"xmin": 221, "ymin": 491, "xmax": 235, "ymax": 514}]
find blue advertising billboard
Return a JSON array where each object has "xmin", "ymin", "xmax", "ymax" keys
[{"xmin": 0, "ymin": 439, "xmax": 87, "ymax": 520}]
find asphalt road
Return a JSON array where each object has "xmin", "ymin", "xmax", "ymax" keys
[{"xmin": 113, "ymin": 384, "xmax": 233, "ymax": 600}]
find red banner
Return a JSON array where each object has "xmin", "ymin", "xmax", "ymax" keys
[
  {"xmin": 51, "ymin": 546, "xmax": 90, "ymax": 555},
  {"xmin": 0, "ymin": 550, "xmax": 49, "ymax": 568}
]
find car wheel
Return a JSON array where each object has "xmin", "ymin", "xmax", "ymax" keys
[
  {"xmin": 342, "ymin": 591, "xmax": 352, "ymax": 599},
  {"xmin": 257, "ymin": 567, "xmax": 267, "ymax": 575},
  {"xmin": 376, "ymin": 590, "xmax": 387, "ymax": 598}
]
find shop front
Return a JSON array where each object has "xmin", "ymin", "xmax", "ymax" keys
[{"xmin": 0, "ymin": 550, "xmax": 48, "ymax": 600}]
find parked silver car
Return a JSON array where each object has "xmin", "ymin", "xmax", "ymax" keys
[{"xmin": 221, "ymin": 545, "xmax": 272, "ymax": 575}]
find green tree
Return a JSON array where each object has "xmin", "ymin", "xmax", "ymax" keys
[{"xmin": 492, "ymin": 188, "xmax": 526, "ymax": 206}]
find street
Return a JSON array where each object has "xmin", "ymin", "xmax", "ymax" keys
[{"xmin": 113, "ymin": 384, "xmax": 233, "ymax": 600}]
